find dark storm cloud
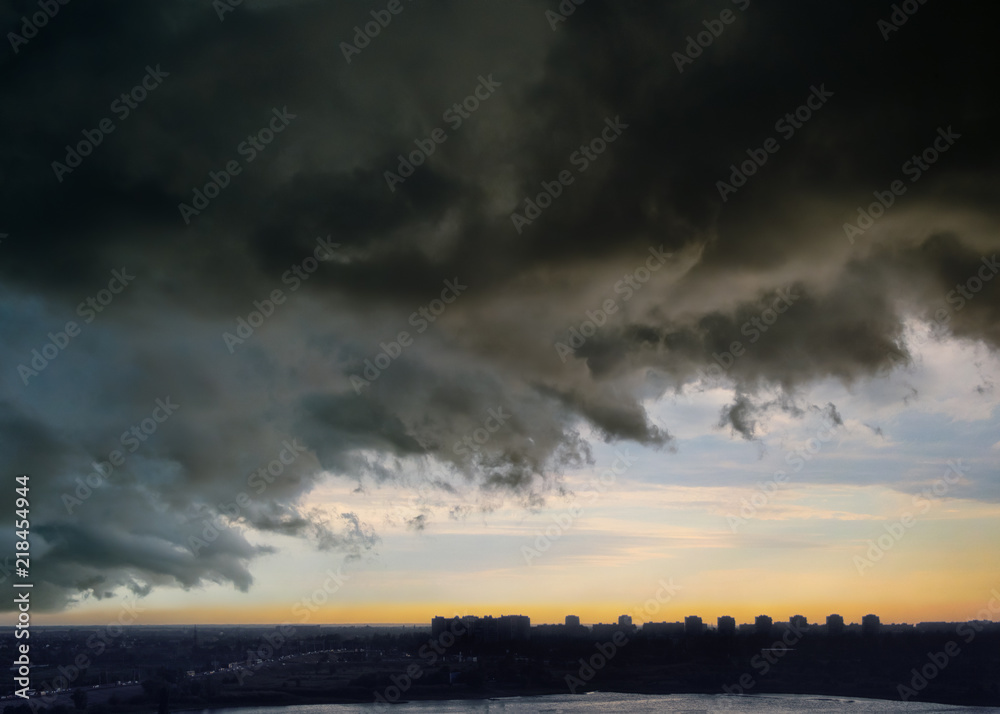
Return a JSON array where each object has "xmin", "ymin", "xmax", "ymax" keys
[
  {"xmin": 718, "ymin": 393, "xmax": 759, "ymax": 441},
  {"xmin": 2, "ymin": 0, "xmax": 999, "ymax": 610},
  {"xmin": 715, "ymin": 394, "xmax": 838, "ymax": 443}
]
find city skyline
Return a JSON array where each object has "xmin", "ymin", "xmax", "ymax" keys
[
  {"xmin": 3, "ymin": 0, "xmax": 1000, "ymax": 665},
  {"xmin": 30, "ymin": 598, "xmax": 1000, "ymax": 629},
  {"xmin": 25, "ymin": 611, "xmax": 1000, "ymax": 630}
]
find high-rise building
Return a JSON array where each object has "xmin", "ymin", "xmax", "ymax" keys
[
  {"xmin": 717, "ymin": 616, "xmax": 736, "ymax": 636},
  {"xmin": 826, "ymin": 613, "xmax": 844, "ymax": 635},
  {"xmin": 790, "ymin": 614, "xmax": 808, "ymax": 629},
  {"xmin": 565, "ymin": 615, "xmax": 580, "ymax": 627},
  {"xmin": 684, "ymin": 615, "xmax": 703, "ymax": 636},
  {"xmin": 755, "ymin": 615, "xmax": 773, "ymax": 637},
  {"xmin": 472, "ymin": 616, "xmax": 499, "ymax": 643},
  {"xmin": 498, "ymin": 614, "xmax": 530, "ymax": 641},
  {"xmin": 862, "ymin": 614, "xmax": 881, "ymax": 636},
  {"xmin": 431, "ymin": 616, "xmax": 451, "ymax": 638},
  {"xmin": 642, "ymin": 621, "xmax": 684, "ymax": 637},
  {"xmin": 618, "ymin": 614, "xmax": 633, "ymax": 627}
]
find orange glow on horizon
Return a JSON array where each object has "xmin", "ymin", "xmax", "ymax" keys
[{"xmin": 31, "ymin": 595, "xmax": 1000, "ymax": 628}]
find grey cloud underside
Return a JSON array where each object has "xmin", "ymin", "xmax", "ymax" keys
[{"xmin": 1, "ymin": 0, "xmax": 999, "ymax": 609}]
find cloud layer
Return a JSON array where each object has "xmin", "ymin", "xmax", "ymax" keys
[{"xmin": 1, "ymin": 0, "xmax": 998, "ymax": 611}]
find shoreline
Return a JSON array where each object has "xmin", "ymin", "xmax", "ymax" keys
[{"xmin": 166, "ymin": 683, "xmax": 1000, "ymax": 712}]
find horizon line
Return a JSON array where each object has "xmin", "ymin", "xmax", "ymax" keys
[{"xmin": 29, "ymin": 616, "xmax": 1000, "ymax": 628}]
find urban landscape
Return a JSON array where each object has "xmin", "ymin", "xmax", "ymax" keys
[{"xmin": 2, "ymin": 610, "xmax": 999, "ymax": 711}]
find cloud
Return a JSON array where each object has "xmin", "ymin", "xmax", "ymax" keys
[{"xmin": 2, "ymin": 0, "xmax": 999, "ymax": 610}]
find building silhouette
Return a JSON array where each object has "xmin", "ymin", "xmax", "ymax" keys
[
  {"xmin": 471, "ymin": 616, "xmax": 499, "ymax": 643},
  {"xmin": 717, "ymin": 615, "xmax": 736, "ymax": 636},
  {"xmin": 498, "ymin": 615, "xmax": 531, "ymax": 641},
  {"xmin": 862, "ymin": 613, "xmax": 881, "ymax": 636},
  {"xmin": 430, "ymin": 616, "xmax": 455, "ymax": 638},
  {"xmin": 431, "ymin": 614, "xmax": 530, "ymax": 642},
  {"xmin": 430, "ymin": 610, "xmax": 894, "ymax": 644},
  {"xmin": 755, "ymin": 614, "xmax": 773, "ymax": 637},
  {"xmin": 684, "ymin": 615, "xmax": 703, "ymax": 636},
  {"xmin": 642, "ymin": 621, "xmax": 684, "ymax": 637},
  {"xmin": 827, "ymin": 613, "xmax": 844, "ymax": 635}
]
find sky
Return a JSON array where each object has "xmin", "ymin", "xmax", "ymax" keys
[{"xmin": 2, "ymin": 0, "xmax": 999, "ymax": 628}]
